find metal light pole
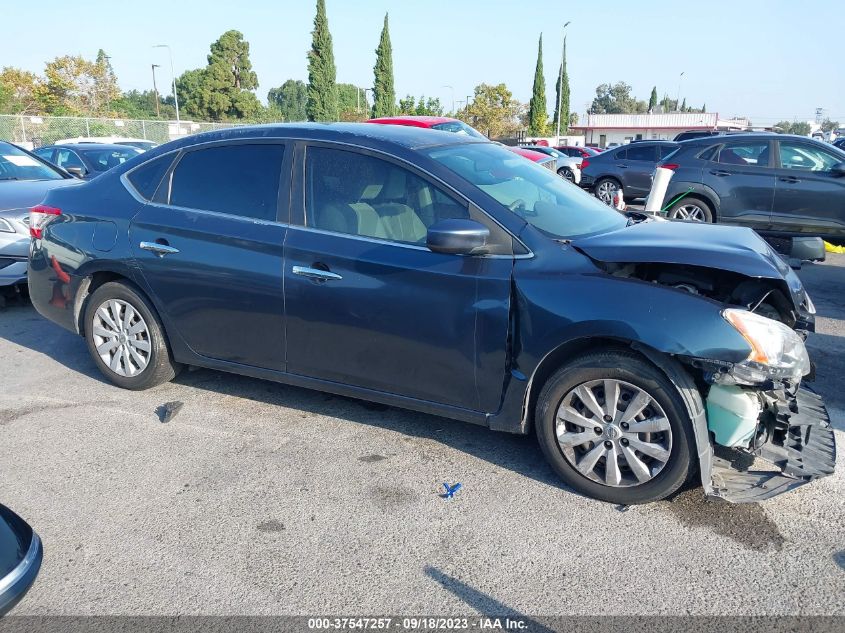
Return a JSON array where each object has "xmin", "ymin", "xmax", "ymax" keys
[
  {"xmin": 151, "ymin": 64, "xmax": 161, "ymax": 118},
  {"xmin": 555, "ymin": 21, "xmax": 571, "ymax": 141},
  {"xmin": 364, "ymin": 88, "xmax": 373, "ymax": 116},
  {"xmin": 675, "ymin": 71, "xmax": 685, "ymax": 112},
  {"xmin": 153, "ymin": 44, "xmax": 180, "ymax": 131},
  {"xmin": 442, "ymin": 85, "xmax": 454, "ymax": 114}
]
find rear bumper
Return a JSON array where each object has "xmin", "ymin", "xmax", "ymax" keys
[
  {"xmin": 707, "ymin": 387, "xmax": 836, "ymax": 502},
  {"xmin": 0, "ymin": 532, "xmax": 42, "ymax": 616},
  {"xmin": 0, "ymin": 259, "xmax": 27, "ymax": 287}
]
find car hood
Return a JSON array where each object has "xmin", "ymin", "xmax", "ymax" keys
[
  {"xmin": 0, "ymin": 179, "xmax": 80, "ymax": 215},
  {"xmin": 572, "ymin": 220, "xmax": 791, "ymax": 280}
]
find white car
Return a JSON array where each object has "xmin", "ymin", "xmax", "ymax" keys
[{"xmin": 54, "ymin": 137, "xmax": 158, "ymax": 152}]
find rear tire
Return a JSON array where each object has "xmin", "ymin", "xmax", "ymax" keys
[
  {"xmin": 558, "ymin": 167, "xmax": 575, "ymax": 183},
  {"xmin": 666, "ymin": 197, "xmax": 714, "ymax": 223},
  {"xmin": 83, "ymin": 281, "xmax": 181, "ymax": 390},
  {"xmin": 535, "ymin": 350, "xmax": 696, "ymax": 504}
]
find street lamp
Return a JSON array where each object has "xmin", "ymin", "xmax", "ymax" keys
[
  {"xmin": 153, "ymin": 44, "xmax": 180, "ymax": 131},
  {"xmin": 675, "ymin": 71, "xmax": 685, "ymax": 112},
  {"xmin": 151, "ymin": 64, "xmax": 161, "ymax": 118},
  {"xmin": 364, "ymin": 88, "xmax": 373, "ymax": 115},
  {"xmin": 555, "ymin": 21, "xmax": 571, "ymax": 140},
  {"xmin": 442, "ymin": 85, "xmax": 454, "ymax": 114}
]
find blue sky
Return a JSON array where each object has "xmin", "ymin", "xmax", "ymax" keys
[{"xmin": 7, "ymin": 0, "xmax": 843, "ymax": 124}]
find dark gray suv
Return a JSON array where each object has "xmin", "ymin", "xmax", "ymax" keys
[
  {"xmin": 580, "ymin": 141, "xmax": 678, "ymax": 203},
  {"xmin": 659, "ymin": 134, "xmax": 845, "ymax": 238}
]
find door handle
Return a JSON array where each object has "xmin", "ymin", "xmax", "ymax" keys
[
  {"xmin": 139, "ymin": 241, "xmax": 180, "ymax": 257},
  {"xmin": 616, "ymin": 164, "xmax": 628, "ymax": 168},
  {"xmin": 779, "ymin": 176, "xmax": 800, "ymax": 183},
  {"xmin": 292, "ymin": 265, "xmax": 342, "ymax": 282},
  {"xmin": 709, "ymin": 170, "xmax": 731, "ymax": 176}
]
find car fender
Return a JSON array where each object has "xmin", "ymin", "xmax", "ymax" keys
[{"xmin": 664, "ymin": 179, "xmax": 721, "ymax": 217}]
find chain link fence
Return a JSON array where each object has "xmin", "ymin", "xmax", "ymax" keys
[{"xmin": 0, "ymin": 114, "xmax": 248, "ymax": 149}]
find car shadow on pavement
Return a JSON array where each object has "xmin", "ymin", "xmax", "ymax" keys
[
  {"xmin": 172, "ymin": 366, "xmax": 578, "ymax": 495},
  {"xmin": 0, "ymin": 303, "xmax": 109, "ymax": 384}
]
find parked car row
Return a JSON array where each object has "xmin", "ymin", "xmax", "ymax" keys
[
  {"xmin": 33, "ymin": 143, "xmax": 142, "ymax": 180},
  {"xmin": 25, "ymin": 121, "xmax": 833, "ymax": 506}
]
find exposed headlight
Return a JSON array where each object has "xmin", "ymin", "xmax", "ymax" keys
[
  {"xmin": 723, "ymin": 308, "xmax": 811, "ymax": 384},
  {"xmin": 0, "ymin": 217, "xmax": 15, "ymax": 233}
]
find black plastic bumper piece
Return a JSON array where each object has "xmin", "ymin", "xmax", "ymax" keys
[{"xmin": 709, "ymin": 387, "xmax": 836, "ymax": 503}]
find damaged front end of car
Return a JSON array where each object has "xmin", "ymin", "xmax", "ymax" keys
[{"xmin": 681, "ymin": 309, "xmax": 835, "ymax": 502}]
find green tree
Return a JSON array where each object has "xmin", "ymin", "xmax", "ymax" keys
[
  {"xmin": 372, "ymin": 13, "xmax": 395, "ymax": 118},
  {"xmin": 93, "ymin": 49, "xmax": 120, "ymax": 114},
  {"xmin": 680, "ymin": 97, "xmax": 687, "ymax": 112},
  {"xmin": 112, "ymin": 89, "xmax": 175, "ymax": 119},
  {"xmin": 821, "ymin": 118, "xmax": 840, "ymax": 133},
  {"xmin": 775, "ymin": 120, "xmax": 812, "ymax": 136},
  {"xmin": 702, "ymin": 103, "xmax": 706, "ymax": 113},
  {"xmin": 268, "ymin": 79, "xmax": 307, "ymax": 121},
  {"xmin": 307, "ymin": 0, "xmax": 338, "ymax": 122},
  {"xmin": 648, "ymin": 86, "xmax": 657, "ymax": 112},
  {"xmin": 337, "ymin": 83, "xmax": 368, "ymax": 120},
  {"xmin": 398, "ymin": 95, "xmax": 443, "ymax": 116},
  {"xmin": 460, "ymin": 83, "xmax": 520, "ymax": 139},
  {"xmin": 591, "ymin": 82, "xmax": 647, "ymax": 114},
  {"xmin": 552, "ymin": 37, "xmax": 570, "ymax": 135},
  {"xmin": 0, "ymin": 67, "xmax": 43, "ymax": 114},
  {"xmin": 42, "ymin": 55, "xmax": 100, "ymax": 115},
  {"xmin": 527, "ymin": 34, "xmax": 547, "ymax": 136}
]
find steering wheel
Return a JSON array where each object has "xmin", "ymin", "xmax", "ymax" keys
[{"xmin": 508, "ymin": 198, "xmax": 527, "ymax": 213}]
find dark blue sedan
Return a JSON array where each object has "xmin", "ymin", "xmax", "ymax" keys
[{"xmin": 27, "ymin": 123, "xmax": 834, "ymax": 504}]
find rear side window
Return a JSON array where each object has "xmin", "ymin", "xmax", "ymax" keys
[
  {"xmin": 625, "ymin": 145, "xmax": 657, "ymax": 161},
  {"xmin": 697, "ymin": 145, "xmax": 719, "ymax": 161},
  {"xmin": 168, "ymin": 144, "xmax": 284, "ymax": 221},
  {"xmin": 659, "ymin": 144, "xmax": 679, "ymax": 158},
  {"xmin": 613, "ymin": 149, "xmax": 627, "ymax": 160},
  {"xmin": 717, "ymin": 142, "xmax": 770, "ymax": 167},
  {"xmin": 127, "ymin": 154, "xmax": 174, "ymax": 201}
]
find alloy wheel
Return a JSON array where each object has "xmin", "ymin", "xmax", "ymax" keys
[
  {"xmin": 596, "ymin": 181, "xmax": 618, "ymax": 205},
  {"xmin": 91, "ymin": 299, "xmax": 151, "ymax": 377},
  {"xmin": 555, "ymin": 379, "xmax": 673, "ymax": 487},
  {"xmin": 671, "ymin": 204, "xmax": 706, "ymax": 221}
]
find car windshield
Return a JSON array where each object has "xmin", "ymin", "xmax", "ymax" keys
[
  {"xmin": 430, "ymin": 120, "xmax": 487, "ymax": 140},
  {"xmin": 428, "ymin": 143, "xmax": 627, "ymax": 240},
  {"xmin": 0, "ymin": 143, "xmax": 65, "ymax": 181},
  {"xmin": 78, "ymin": 147, "xmax": 141, "ymax": 171}
]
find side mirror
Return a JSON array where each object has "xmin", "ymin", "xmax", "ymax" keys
[
  {"xmin": 426, "ymin": 219, "xmax": 490, "ymax": 255},
  {"xmin": 830, "ymin": 162, "xmax": 845, "ymax": 177},
  {"xmin": 65, "ymin": 166, "xmax": 86, "ymax": 179}
]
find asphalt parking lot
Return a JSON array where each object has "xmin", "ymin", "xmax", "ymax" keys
[{"xmin": 1, "ymin": 255, "xmax": 844, "ymax": 616}]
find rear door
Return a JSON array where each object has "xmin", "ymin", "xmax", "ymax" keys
[
  {"xmin": 619, "ymin": 143, "xmax": 658, "ymax": 196},
  {"xmin": 701, "ymin": 140, "xmax": 776, "ymax": 228},
  {"xmin": 770, "ymin": 140, "xmax": 845, "ymax": 237},
  {"xmin": 128, "ymin": 140, "xmax": 291, "ymax": 370},
  {"xmin": 283, "ymin": 142, "xmax": 514, "ymax": 412}
]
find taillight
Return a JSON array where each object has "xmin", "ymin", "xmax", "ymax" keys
[
  {"xmin": 580, "ymin": 158, "xmax": 590, "ymax": 169},
  {"xmin": 577, "ymin": 162, "xmax": 583, "ymax": 169},
  {"xmin": 660, "ymin": 163, "xmax": 679, "ymax": 171},
  {"xmin": 29, "ymin": 204, "xmax": 61, "ymax": 239}
]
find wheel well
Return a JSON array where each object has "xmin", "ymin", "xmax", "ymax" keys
[
  {"xmin": 667, "ymin": 192, "xmax": 717, "ymax": 221},
  {"xmin": 523, "ymin": 337, "xmax": 637, "ymax": 433},
  {"xmin": 73, "ymin": 271, "xmax": 133, "ymax": 335}
]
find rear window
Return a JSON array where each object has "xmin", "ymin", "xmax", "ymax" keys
[
  {"xmin": 127, "ymin": 154, "xmax": 174, "ymax": 200},
  {"xmin": 168, "ymin": 144, "xmax": 284, "ymax": 221},
  {"xmin": 625, "ymin": 144, "xmax": 657, "ymax": 161},
  {"xmin": 79, "ymin": 147, "xmax": 141, "ymax": 171}
]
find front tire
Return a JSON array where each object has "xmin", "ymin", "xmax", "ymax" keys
[
  {"xmin": 594, "ymin": 178, "xmax": 620, "ymax": 205},
  {"xmin": 535, "ymin": 350, "xmax": 696, "ymax": 504},
  {"xmin": 83, "ymin": 281, "xmax": 180, "ymax": 390}
]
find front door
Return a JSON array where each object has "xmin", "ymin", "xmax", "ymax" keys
[
  {"xmin": 129, "ymin": 140, "xmax": 290, "ymax": 370},
  {"xmin": 770, "ymin": 140, "xmax": 845, "ymax": 237},
  {"xmin": 283, "ymin": 143, "xmax": 513, "ymax": 412},
  {"xmin": 702, "ymin": 139, "xmax": 776, "ymax": 228}
]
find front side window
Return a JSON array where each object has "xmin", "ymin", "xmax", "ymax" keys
[
  {"xmin": 168, "ymin": 144, "xmax": 284, "ymax": 221},
  {"xmin": 717, "ymin": 142, "xmax": 770, "ymax": 167},
  {"xmin": 78, "ymin": 147, "xmax": 140, "ymax": 172},
  {"xmin": 428, "ymin": 143, "xmax": 627, "ymax": 240},
  {"xmin": 56, "ymin": 149, "xmax": 85, "ymax": 171},
  {"xmin": 306, "ymin": 146, "xmax": 509, "ymax": 249},
  {"xmin": 778, "ymin": 142, "xmax": 842, "ymax": 172}
]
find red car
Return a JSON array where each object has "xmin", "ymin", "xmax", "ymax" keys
[
  {"xmin": 555, "ymin": 145, "xmax": 602, "ymax": 159},
  {"xmin": 367, "ymin": 116, "xmax": 557, "ymax": 170}
]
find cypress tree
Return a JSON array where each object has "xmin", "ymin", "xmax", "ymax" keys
[
  {"xmin": 681, "ymin": 97, "xmax": 687, "ymax": 112},
  {"xmin": 702, "ymin": 103, "xmax": 707, "ymax": 113},
  {"xmin": 648, "ymin": 86, "xmax": 657, "ymax": 112},
  {"xmin": 527, "ymin": 34, "xmax": 547, "ymax": 136},
  {"xmin": 553, "ymin": 37, "xmax": 570, "ymax": 135},
  {"xmin": 372, "ymin": 13, "xmax": 395, "ymax": 118},
  {"xmin": 306, "ymin": 0, "xmax": 338, "ymax": 122}
]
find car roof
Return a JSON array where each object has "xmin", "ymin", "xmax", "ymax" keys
[
  {"xmin": 149, "ymin": 122, "xmax": 489, "ymax": 156},
  {"xmin": 678, "ymin": 133, "xmax": 812, "ymax": 145},
  {"xmin": 47, "ymin": 143, "xmax": 143, "ymax": 150}
]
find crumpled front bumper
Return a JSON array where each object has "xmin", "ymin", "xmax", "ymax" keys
[{"xmin": 706, "ymin": 387, "xmax": 836, "ymax": 503}]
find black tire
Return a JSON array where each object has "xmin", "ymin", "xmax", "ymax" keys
[
  {"xmin": 535, "ymin": 350, "xmax": 696, "ymax": 504},
  {"xmin": 594, "ymin": 177, "xmax": 621, "ymax": 205},
  {"xmin": 558, "ymin": 167, "xmax": 575, "ymax": 183},
  {"xmin": 83, "ymin": 281, "xmax": 181, "ymax": 390},
  {"xmin": 666, "ymin": 197, "xmax": 714, "ymax": 223}
]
